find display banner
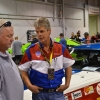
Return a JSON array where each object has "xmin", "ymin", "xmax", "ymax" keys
[
  {"xmin": 89, "ymin": 6, "xmax": 100, "ymax": 15},
  {"xmin": 64, "ymin": 82, "xmax": 100, "ymax": 100}
]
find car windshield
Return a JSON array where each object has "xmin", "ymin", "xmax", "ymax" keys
[{"xmin": 71, "ymin": 49, "xmax": 100, "ymax": 72}]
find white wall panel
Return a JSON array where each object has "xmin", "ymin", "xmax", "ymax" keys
[
  {"xmin": 48, "ymin": 18, "xmax": 60, "ymax": 27},
  {"xmin": 50, "ymin": 27, "xmax": 62, "ymax": 40},
  {"xmin": 65, "ymin": 0, "xmax": 98, "ymax": 7},
  {"xmin": 16, "ymin": 1, "xmax": 56, "ymax": 17},
  {"xmin": 73, "ymin": 9, "xmax": 83, "ymax": 19},
  {"xmin": 16, "ymin": 1, "xmax": 33, "ymax": 15},
  {"xmin": 44, "ymin": 5, "xmax": 53, "ymax": 17},
  {"xmin": 65, "ymin": 8, "xmax": 84, "ymax": 27},
  {"xmin": 65, "ymin": 8, "xmax": 74, "ymax": 18},
  {"xmin": 65, "ymin": 19, "xmax": 82, "ymax": 27},
  {"xmin": 65, "ymin": 8, "xmax": 83, "ymax": 19},
  {"xmin": 32, "ymin": 4, "xmax": 47, "ymax": 16},
  {"xmin": 76, "ymin": 0, "xmax": 86, "ymax": 7},
  {"xmin": 0, "ymin": 0, "xmax": 16, "ymax": 14},
  {"xmin": 10, "ymin": 20, "xmax": 34, "ymax": 26}
]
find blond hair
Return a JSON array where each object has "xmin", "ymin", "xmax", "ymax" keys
[
  {"xmin": 0, "ymin": 19, "xmax": 7, "ymax": 26},
  {"xmin": 34, "ymin": 17, "xmax": 51, "ymax": 30}
]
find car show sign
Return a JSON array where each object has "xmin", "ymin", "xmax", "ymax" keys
[
  {"xmin": 89, "ymin": 6, "xmax": 100, "ymax": 15},
  {"xmin": 64, "ymin": 82, "xmax": 100, "ymax": 100}
]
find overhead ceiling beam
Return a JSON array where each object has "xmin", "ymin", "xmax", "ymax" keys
[{"xmin": 13, "ymin": 0, "xmax": 61, "ymax": 5}]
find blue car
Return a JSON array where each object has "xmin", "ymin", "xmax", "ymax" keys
[{"xmin": 71, "ymin": 43, "xmax": 100, "ymax": 72}]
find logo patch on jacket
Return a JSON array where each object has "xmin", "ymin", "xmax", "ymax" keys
[{"xmin": 35, "ymin": 51, "xmax": 41, "ymax": 57}]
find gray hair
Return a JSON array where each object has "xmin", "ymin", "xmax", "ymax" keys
[
  {"xmin": 34, "ymin": 17, "xmax": 51, "ymax": 30},
  {"xmin": 0, "ymin": 19, "xmax": 7, "ymax": 26}
]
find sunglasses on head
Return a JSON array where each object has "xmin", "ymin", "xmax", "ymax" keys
[{"xmin": 0, "ymin": 21, "xmax": 11, "ymax": 28}]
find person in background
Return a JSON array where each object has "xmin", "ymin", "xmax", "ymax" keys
[
  {"xmin": 31, "ymin": 34, "xmax": 38, "ymax": 44},
  {"xmin": 19, "ymin": 17, "xmax": 75, "ymax": 100},
  {"xmin": 59, "ymin": 33, "xmax": 67, "ymax": 48},
  {"xmin": 75, "ymin": 30, "xmax": 82, "ymax": 43},
  {"xmin": 91, "ymin": 33, "xmax": 96, "ymax": 43},
  {"xmin": 84, "ymin": 32, "xmax": 91, "ymax": 44},
  {"xmin": 70, "ymin": 32, "xmax": 75, "ymax": 40},
  {"xmin": 96, "ymin": 32, "xmax": 100, "ymax": 42},
  {"xmin": 12, "ymin": 36, "xmax": 22, "ymax": 65},
  {"xmin": 0, "ymin": 19, "xmax": 23, "ymax": 100}
]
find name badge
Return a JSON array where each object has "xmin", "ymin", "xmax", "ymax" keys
[{"xmin": 48, "ymin": 68, "xmax": 54, "ymax": 80}]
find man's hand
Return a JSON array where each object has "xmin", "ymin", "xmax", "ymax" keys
[
  {"xmin": 56, "ymin": 84, "xmax": 69, "ymax": 92},
  {"xmin": 28, "ymin": 85, "xmax": 43, "ymax": 94}
]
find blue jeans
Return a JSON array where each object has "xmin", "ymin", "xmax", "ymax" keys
[{"xmin": 32, "ymin": 91, "xmax": 65, "ymax": 100}]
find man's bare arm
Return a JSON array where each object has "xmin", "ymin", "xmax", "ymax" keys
[{"xmin": 20, "ymin": 70, "xmax": 42, "ymax": 94}]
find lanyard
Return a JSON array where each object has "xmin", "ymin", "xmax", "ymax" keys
[
  {"xmin": 50, "ymin": 51, "xmax": 53, "ymax": 65},
  {"xmin": 38, "ymin": 43, "xmax": 53, "ymax": 66}
]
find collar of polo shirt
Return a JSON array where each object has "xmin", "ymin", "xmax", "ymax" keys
[{"xmin": 38, "ymin": 38, "xmax": 53, "ymax": 48}]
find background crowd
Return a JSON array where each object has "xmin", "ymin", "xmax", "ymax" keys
[{"xmin": 70, "ymin": 30, "xmax": 100, "ymax": 44}]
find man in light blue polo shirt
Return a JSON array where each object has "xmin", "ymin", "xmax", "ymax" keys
[{"xmin": 0, "ymin": 19, "xmax": 23, "ymax": 100}]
